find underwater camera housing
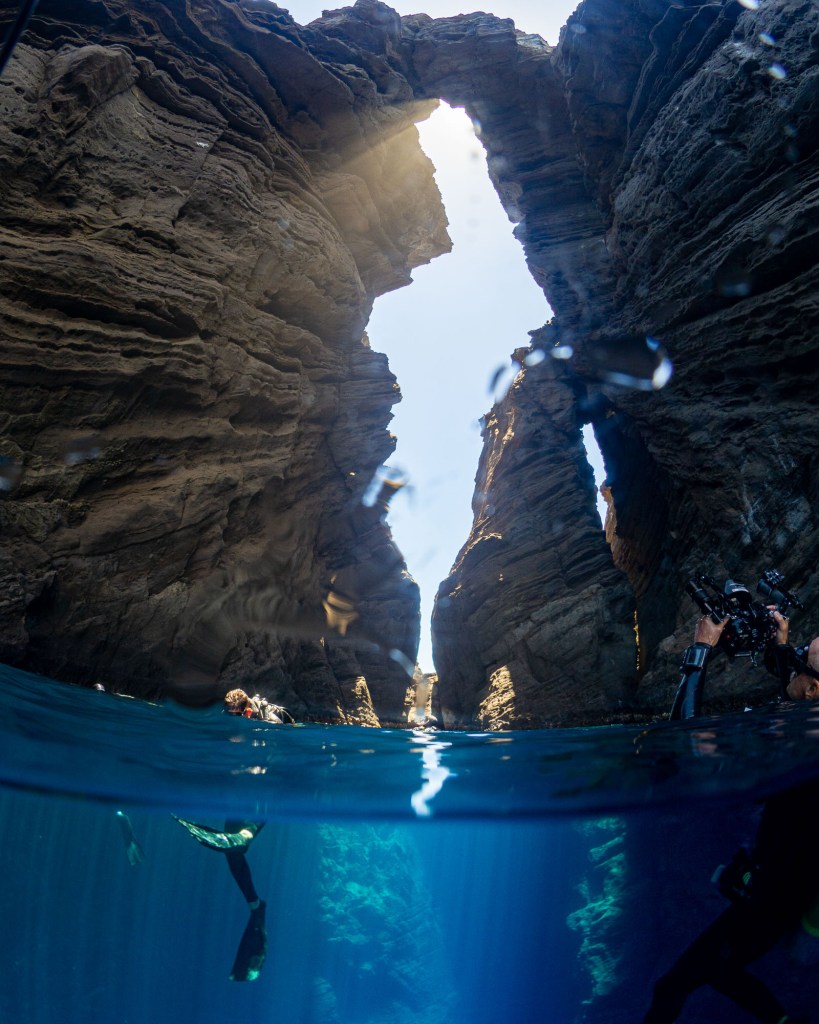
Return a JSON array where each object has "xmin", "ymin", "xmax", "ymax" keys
[{"xmin": 685, "ymin": 570, "xmax": 803, "ymax": 661}]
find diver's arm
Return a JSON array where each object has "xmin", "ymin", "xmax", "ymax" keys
[
  {"xmin": 670, "ymin": 616, "xmax": 728, "ymax": 721},
  {"xmin": 670, "ymin": 644, "xmax": 712, "ymax": 720},
  {"xmin": 766, "ymin": 610, "xmax": 795, "ymax": 699}
]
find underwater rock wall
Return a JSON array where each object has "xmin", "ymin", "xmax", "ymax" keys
[
  {"xmin": 315, "ymin": 824, "xmax": 455, "ymax": 1024},
  {"xmin": 0, "ymin": 0, "xmax": 450, "ymax": 716},
  {"xmin": 424, "ymin": 0, "xmax": 819, "ymax": 724}
]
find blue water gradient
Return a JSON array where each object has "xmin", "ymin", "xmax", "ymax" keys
[
  {"xmin": 3, "ymin": 663, "xmax": 819, "ymax": 1023},
  {"xmin": 3, "ymin": 662, "xmax": 819, "ymax": 822}
]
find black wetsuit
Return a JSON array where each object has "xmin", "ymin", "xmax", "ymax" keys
[
  {"xmin": 643, "ymin": 778, "xmax": 819, "ymax": 1023},
  {"xmin": 671, "ymin": 643, "xmax": 796, "ymax": 721},
  {"xmin": 224, "ymin": 820, "xmax": 264, "ymax": 903}
]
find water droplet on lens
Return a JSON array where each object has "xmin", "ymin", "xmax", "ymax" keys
[
  {"xmin": 388, "ymin": 648, "xmax": 415, "ymax": 676},
  {"xmin": 767, "ymin": 224, "xmax": 786, "ymax": 244},
  {"xmin": 651, "ymin": 357, "xmax": 673, "ymax": 390},
  {"xmin": 362, "ymin": 465, "xmax": 408, "ymax": 507},
  {"xmin": 524, "ymin": 349, "xmax": 546, "ymax": 367},
  {"xmin": 550, "ymin": 344, "xmax": 574, "ymax": 360},
  {"xmin": 64, "ymin": 437, "xmax": 102, "ymax": 465},
  {"xmin": 768, "ymin": 63, "xmax": 787, "ymax": 80},
  {"xmin": 737, "ymin": 0, "xmax": 760, "ymax": 9},
  {"xmin": 758, "ymin": 32, "xmax": 776, "ymax": 45},
  {"xmin": 785, "ymin": 143, "xmax": 799, "ymax": 163},
  {"xmin": 569, "ymin": 22, "xmax": 587, "ymax": 34},
  {"xmin": 716, "ymin": 265, "xmax": 753, "ymax": 296},
  {"xmin": 783, "ymin": 123, "xmax": 798, "ymax": 137},
  {"xmin": 0, "ymin": 456, "xmax": 23, "ymax": 491},
  {"xmin": 489, "ymin": 363, "xmax": 518, "ymax": 402},
  {"xmin": 646, "ymin": 336, "xmax": 660, "ymax": 352}
]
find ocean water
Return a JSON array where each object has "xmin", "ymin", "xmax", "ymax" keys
[{"xmin": 2, "ymin": 663, "xmax": 819, "ymax": 1024}]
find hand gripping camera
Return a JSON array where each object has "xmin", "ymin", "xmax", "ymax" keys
[{"xmin": 685, "ymin": 570, "xmax": 803, "ymax": 661}]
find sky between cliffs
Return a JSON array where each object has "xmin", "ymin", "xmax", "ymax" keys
[{"xmin": 283, "ymin": 0, "xmax": 594, "ymax": 673}]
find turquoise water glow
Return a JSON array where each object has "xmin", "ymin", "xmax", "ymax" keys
[{"xmin": 2, "ymin": 664, "xmax": 819, "ymax": 1023}]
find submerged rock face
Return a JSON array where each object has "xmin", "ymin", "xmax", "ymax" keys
[
  {"xmin": 0, "ymin": 0, "xmax": 449, "ymax": 718},
  {"xmin": 2, "ymin": 0, "xmax": 817, "ymax": 726}
]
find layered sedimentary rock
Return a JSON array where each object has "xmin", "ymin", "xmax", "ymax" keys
[
  {"xmin": 0, "ymin": 0, "xmax": 449, "ymax": 718},
  {"xmin": 2, "ymin": 0, "xmax": 817, "ymax": 727},
  {"xmin": 423, "ymin": 0, "xmax": 819, "ymax": 725}
]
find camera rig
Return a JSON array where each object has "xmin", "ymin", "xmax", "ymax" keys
[{"xmin": 685, "ymin": 570, "xmax": 803, "ymax": 661}]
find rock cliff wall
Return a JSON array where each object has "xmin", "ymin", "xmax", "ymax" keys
[
  {"xmin": 2, "ymin": 0, "xmax": 817, "ymax": 726},
  {"xmin": 421, "ymin": 0, "xmax": 819, "ymax": 725},
  {"xmin": 0, "ymin": 0, "xmax": 449, "ymax": 718}
]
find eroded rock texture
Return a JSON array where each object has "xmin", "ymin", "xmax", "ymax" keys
[
  {"xmin": 2, "ymin": 0, "xmax": 817, "ymax": 727},
  {"xmin": 0, "ymin": 0, "xmax": 449, "ymax": 718},
  {"xmin": 424, "ymin": 0, "xmax": 819, "ymax": 725}
]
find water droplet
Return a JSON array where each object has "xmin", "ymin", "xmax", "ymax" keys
[
  {"xmin": 488, "ymin": 363, "xmax": 518, "ymax": 402},
  {"xmin": 275, "ymin": 216, "xmax": 290, "ymax": 231},
  {"xmin": 0, "ymin": 456, "xmax": 23, "ymax": 491},
  {"xmin": 768, "ymin": 63, "xmax": 787, "ymax": 80},
  {"xmin": 716, "ymin": 264, "xmax": 753, "ymax": 296},
  {"xmin": 767, "ymin": 224, "xmax": 786, "ymax": 244},
  {"xmin": 471, "ymin": 118, "xmax": 482, "ymax": 137},
  {"xmin": 524, "ymin": 349, "xmax": 546, "ymax": 367},
  {"xmin": 783, "ymin": 123, "xmax": 798, "ymax": 138},
  {"xmin": 651, "ymin": 357, "xmax": 673, "ymax": 390},
  {"xmin": 569, "ymin": 21, "xmax": 587, "ymax": 34},
  {"xmin": 758, "ymin": 32, "xmax": 776, "ymax": 45},
  {"xmin": 595, "ymin": 335, "xmax": 673, "ymax": 391},
  {"xmin": 785, "ymin": 143, "xmax": 799, "ymax": 163},
  {"xmin": 322, "ymin": 589, "xmax": 358, "ymax": 636},
  {"xmin": 64, "ymin": 437, "xmax": 102, "ymax": 465},
  {"xmin": 550, "ymin": 344, "xmax": 574, "ymax": 360},
  {"xmin": 362, "ymin": 465, "xmax": 408, "ymax": 508},
  {"xmin": 737, "ymin": 0, "xmax": 760, "ymax": 9},
  {"xmin": 388, "ymin": 648, "xmax": 416, "ymax": 676}
]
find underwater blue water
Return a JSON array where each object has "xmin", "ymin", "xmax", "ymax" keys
[{"xmin": 2, "ymin": 662, "xmax": 819, "ymax": 1024}]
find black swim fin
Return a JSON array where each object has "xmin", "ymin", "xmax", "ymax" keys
[{"xmin": 229, "ymin": 902, "xmax": 267, "ymax": 982}]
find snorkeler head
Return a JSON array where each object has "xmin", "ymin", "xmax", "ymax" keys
[
  {"xmin": 786, "ymin": 637, "xmax": 819, "ymax": 701},
  {"xmin": 224, "ymin": 688, "xmax": 252, "ymax": 715}
]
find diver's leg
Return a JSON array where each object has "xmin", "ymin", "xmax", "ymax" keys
[
  {"xmin": 705, "ymin": 900, "xmax": 795, "ymax": 1024},
  {"xmin": 173, "ymin": 817, "xmax": 263, "ymax": 852},
  {"xmin": 226, "ymin": 848, "xmax": 260, "ymax": 905},
  {"xmin": 709, "ymin": 964, "xmax": 787, "ymax": 1024},
  {"xmin": 642, "ymin": 906, "xmax": 742, "ymax": 1023},
  {"xmin": 223, "ymin": 822, "xmax": 268, "ymax": 983}
]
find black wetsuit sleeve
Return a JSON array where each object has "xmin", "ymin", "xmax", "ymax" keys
[
  {"xmin": 766, "ymin": 644, "xmax": 794, "ymax": 700},
  {"xmin": 670, "ymin": 643, "xmax": 712, "ymax": 720}
]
